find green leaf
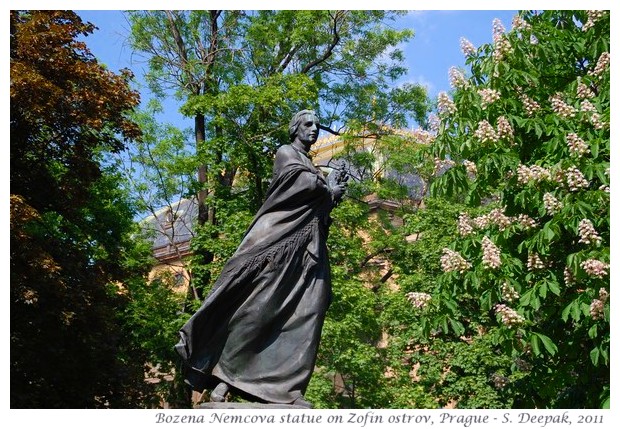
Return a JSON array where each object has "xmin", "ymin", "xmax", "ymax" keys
[
  {"xmin": 536, "ymin": 332, "xmax": 558, "ymax": 356},
  {"xmin": 548, "ymin": 281, "xmax": 561, "ymax": 296},
  {"xmin": 480, "ymin": 290, "xmax": 493, "ymax": 311},
  {"xmin": 591, "ymin": 141, "xmax": 599, "ymax": 159},
  {"xmin": 449, "ymin": 318, "xmax": 465, "ymax": 336},
  {"xmin": 542, "ymin": 222, "xmax": 555, "ymax": 241},
  {"xmin": 443, "ymin": 298, "xmax": 458, "ymax": 313},
  {"xmin": 601, "ymin": 397, "xmax": 610, "ymax": 409},
  {"xmin": 561, "ymin": 302, "xmax": 573, "ymax": 322},
  {"xmin": 530, "ymin": 334, "xmax": 541, "ymax": 356},
  {"xmin": 539, "ymin": 282, "xmax": 548, "ymax": 299},
  {"xmin": 520, "ymin": 289, "xmax": 533, "ymax": 306},
  {"xmin": 441, "ymin": 317, "xmax": 449, "ymax": 334},
  {"xmin": 588, "ymin": 324, "xmax": 598, "ymax": 339},
  {"xmin": 571, "ymin": 301, "xmax": 582, "ymax": 322},
  {"xmin": 534, "ymin": 122, "xmax": 543, "ymax": 139},
  {"xmin": 590, "ymin": 347, "xmax": 600, "ymax": 366}
]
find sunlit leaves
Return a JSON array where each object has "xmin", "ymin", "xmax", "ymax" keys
[{"xmin": 422, "ymin": 10, "xmax": 609, "ymax": 408}]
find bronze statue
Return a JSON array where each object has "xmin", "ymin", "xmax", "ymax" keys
[{"xmin": 175, "ymin": 110, "xmax": 347, "ymax": 408}]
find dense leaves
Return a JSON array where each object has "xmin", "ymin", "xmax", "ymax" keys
[
  {"xmin": 126, "ymin": 9, "xmax": 428, "ymax": 307},
  {"xmin": 424, "ymin": 10, "xmax": 610, "ymax": 408},
  {"xmin": 10, "ymin": 11, "xmax": 151, "ymax": 408},
  {"xmin": 11, "ymin": 11, "xmax": 140, "ymax": 216},
  {"xmin": 12, "ymin": 9, "xmax": 610, "ymax": 410}
]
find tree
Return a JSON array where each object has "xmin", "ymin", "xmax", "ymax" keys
[
  {"xmin": 126, "ymin": 10, "xmax": 428, "ymax": 297},
  {"xmin": 124, "ymin": 11, "xmax": 435, "ymax": 408},
  {"xmin": 127, "ymin": 11, "xmax": 242, "ymax": 225},
  {"xmin": 423, "ymin": 10, "xmax": 609, "ymax": 408},
  {"xmin": 10, "ymin": 11, "xmax": 150, "ymax": 407}
]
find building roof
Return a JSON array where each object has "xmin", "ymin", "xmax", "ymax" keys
[{"xmin": 140, "ymin": 198, "xmax": 198, "ymax": 262}]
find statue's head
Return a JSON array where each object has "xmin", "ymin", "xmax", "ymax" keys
[{"xmin": 289, "ymin": 110, "xmax": 319, "ymax": 142}]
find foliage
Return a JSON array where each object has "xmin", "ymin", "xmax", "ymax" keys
[
  {"xmin": 122, "ymin": 100, "xmax": 198, "ymax": 216},
  {"xmin": 423, "ymin": 10, "xmax": 610, "ymax": 408},
  {"xmin": 10, "ymin": 11, "xmax": 155, "ymax": 408},
  {"xmin": 121, "ymin": 266, "xmax": 190, "ymax": 407},
  {"xmin": 126, "ymin": 10, "xmax": 429, "ymax": 295},
  {"xmin": 11, "ymin": 11, "xmax": 140, "ymax": 216},
  {"xmin": 122, "ymin": 10, "xmax": 431, "ymax": 407},
  {"xmin": 108, "ymin": 10, "xmax": 610, "ymax": 410},
  {"xmin": 188, "ymin": 192, "xmax": 255, "ymax": 304},
  {"xmin": 384, "ymin": 198, "xmax": 523, "ymax": 408}
]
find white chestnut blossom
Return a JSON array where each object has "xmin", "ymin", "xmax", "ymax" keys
[
  {"xmin": 527, "ymin": 252, "xmax": 545, "ymax": 271},
  {"xmin": 492, "ymin": 18, "xmax": 513, "ymax": 61},
  {"xmin": 564, "ymin": 266, "xmax": 575, "ymax": 287},
  {"xmin": 589, "ymin": 112, "xmax": 608, "ymax": 130},
  {"xmin": 520, "ymin": 94, "xmax": 540, "ymax": 116},
  {"xmin": 577, "ymin": 99, "xmax": 608, "ymax": 129},
  {"xmin": 494, "ymin": 304, "xmax": 525, "ymax": 327},
  {"xmin": 481, "ymin": 236, "xmax": 501, "ymax": 269},
  {"xmin": 407, "ymin": 128, "xmax": 436, "ymax": 145},
  {"xmin": 588, "ymin": 52, "xmax": 610, "ymax": 78},
  {"xmin": 517, "ymin": 164, "xmax": 552, "ymax": 184},
  {"xmin": 492, "ymin": 373, "xmax": 509, "ymax": 389},
  {"xmin": 583, "ymin": 10, "xmax": 607, "ymax": 32},
  {"xmin": 580, "ymin": 259, "xmax": 609, "ymax": 279},
  {"xmin": 457, "ymin": 212, "xmax": 475, "ymax": 236},
  {"xmin": 460, "ymin": 37, "xmax": 476, "ymax": 57},
  {"xmin": 578, "ymin": 219, "xmax": 602, "ymax": 245},
  {"xmin": 543, "ymin": 192, "xmax": 563, "ymax": 216},
  {"xmin": 434, "ymin": 157, "xmax": 456, "ymax": 175},
  {"xmin": 428, "ymin": 113, "xmax": 440, "ymax": 133},
  {"xmin": 474, "ymin": 120, "xmax": 499, "ymax": 143},
  {"xmin": 577, "ymin": 78, "xmax": 595, "ymax": 99},
  {"xmin": 472, "ymin": 214, "xmax": 491, "ymax": 230},
  {"xmin": 550, "ymin": 93, "xmax": 577, "ymax": 118},
  {"xmin": 440, "ymin": 248, "xmax": 472, "ymax": 273},
  {"xmin": 501, "ymin": 281, "xmax": 520, "ymax": 303},
  {"xmin": 463, "ymin": 160, "xmax": 477, "ymax": 180},
  {"xmin": 565, "ymin": 166, "xmax": 589, "ymax": 191},
  {"xmin": 406, "ymin": 292, "xmax": 432, "ymax": 309},
  {"xmin": 437, "ymin": 91, "xmax": 457, "ymax": 116},
  {"xmin": 579, "ymin": 99, "xmax": 597, "ymax": 113},
  {"xmin": 489, "ymin": 207, "xmax": 513, "ymax": 231},
  {"xmin": 512, "ymin": 14, "xmax": 531, "ymax": 31},
  {"xmin": 496, "ymin": 116, "xmax": 514, "ymax": 140},
  {"xmin": 449, "ymin": 66, "xmax": 469, "ymax": 89},
  {"xmin": 478, "ymin": 88, "xmax": 501, "ymax": 109},
  {"xmin": 566, "ymin": 133, "xmax": 589, "ymax": 158},
  {"xmin": 590, "ymin": 288, "xmax": 609, "ymax": 320},
  {"xmin": 516, "ymin": 214, "xmax": 537, "ymax": 230}
]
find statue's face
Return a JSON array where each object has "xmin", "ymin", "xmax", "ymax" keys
[{"xmin": 296, "ymin": 114, "xmax": 319, "ymax": 145}]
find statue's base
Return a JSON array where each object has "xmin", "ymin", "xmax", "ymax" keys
[{"xmin": 197, "ymin": 402, "xmax": 309, "ymax": 409}]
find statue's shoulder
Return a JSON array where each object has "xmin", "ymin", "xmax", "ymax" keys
[
  {"xmin": 274, "ymin": 144, "xmax": 298, "ymax": 165},
  {"xmin": 273, "ymin": 144, "xmax": 311, "ymax": 177},
  {"xmin": 276, "ymin": 144, "xmax": 296, "ymax": 157}
]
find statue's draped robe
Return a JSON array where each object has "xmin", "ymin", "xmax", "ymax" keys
[{"xmin": 175, "ymin": 144, "xmax": 333, "ymax": 404}]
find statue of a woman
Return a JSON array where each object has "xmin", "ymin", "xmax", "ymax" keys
[{"xmin": 175, "ymin": 110, "xmax": 347, "ymax": 408}]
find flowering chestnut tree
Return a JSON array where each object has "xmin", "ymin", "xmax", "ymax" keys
[{"xmin": 422, "ymin": 11, "xmax": 609, "ymax": 408}]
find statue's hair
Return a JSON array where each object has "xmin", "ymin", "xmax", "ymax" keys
[{"xmin": 289, "ymin": 110, "xmax": 319, "ymax": 142}]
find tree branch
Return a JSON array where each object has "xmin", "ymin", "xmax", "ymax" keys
[
  {"xmin": 277, "ymin": 44, "xmax": 300, "ymax": 73},
  {"xmin": 164, "ymin": 11, "xmax": 198, "ymax": 93},
  {"xmin": 300, "ymin": 10, "xmax": 346, "ymax": 74}
]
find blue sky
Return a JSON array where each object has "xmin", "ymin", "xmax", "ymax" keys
[{"xmin": 75, "ymin": 9, "xmax": 519, "ymax": 131}]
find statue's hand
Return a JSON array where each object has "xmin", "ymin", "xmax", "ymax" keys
[{"xmin": 331, "ymin": 183, "xmax": 347, "ymax": 205}]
